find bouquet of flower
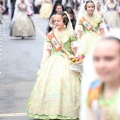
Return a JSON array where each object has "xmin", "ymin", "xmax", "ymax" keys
[
  {"xmin": 26, "ymin": 11, "xmax": 33, "ymax": 16},
  {"xmin": 69, "ymin": 54, "xmax": 85, "ymax": 73},
  {"xmin": 69, "ymin": 54, "xmax": 85, "ymax": 63}
]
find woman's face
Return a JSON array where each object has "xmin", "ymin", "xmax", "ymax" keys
[
  {"xmin": 94, "ymin": 40, "xmax": 120, "ymax": 83},
  {"xmin": 55, "ymin": 5, "xmax": 63, "ymax": 13},
  {"xmin": 21, "ymin": 0, "xmax": 24, "ymax": 2},
  {"xmin": 86, "ymin": 2, "xmax": 95, "ymax": 15},
  {"xmin": 110, "ymin": 0, "xmax": 114, "ymax": 2},
  {"xmin": 68, "ymin": 13, "xmax": 73, "ymax": 20},
  {"xmin": 118, "ymin": 0, "xmax": 120, "ymax": 4},
  {"xmin": 97, "ymin": 3, "xmax": 101, "ymax": 10},
  {"xmin": 54, "ymin": 14, "xmax": 64, "ymax": 30}
]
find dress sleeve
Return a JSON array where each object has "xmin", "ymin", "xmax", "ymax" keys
[
  {"xmin": 69, "ymin": 31, "xmax": 77, "ymax": 41},
  {"xmin": 40, "ymin": 39, "xmax": 52, "ymax": 67},
  {"xmin": 46, "ymin": 38, "xmax": 52, "ymax": 49},
  {"xmin": 76, "ymin": 16, "xmax": 84, "ymax": 32},
  {"xmin": 98, "ymin": 19, "xmax": 104, "ymax": 29},
  {"xmin": 77, "ymin": 24, "xmax": 83, "ymax": 31},
  {"xmin": 70, "ymin": 31, "xmax": 78, "ymax": 49},
  {"xmin": 49, "ymin": 15, "xmax": 55, "ymax": 29}
]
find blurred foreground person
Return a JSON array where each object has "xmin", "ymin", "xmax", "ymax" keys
[
  {"xmin": 10, "ymin": 0, "xmax": 35, "ymax": 39},
  {"xmin": 80, "ymin": 29, "xmax": 120, "ymax": 120}
]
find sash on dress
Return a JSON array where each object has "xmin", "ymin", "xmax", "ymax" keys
[
  {"xmin": 47, "ymin": 31, "xmax": 72, "ymax": 59},
  {"xmin": 47, "ymin": 31, "xmax": 84, "ymax": 73},
  {"xmin": 88, "ymin": 81, "xmax": 109, "ymax": 120},
  {"xmin": 79, "ymin": 17, "xmax": 101, "ymax": 36}
]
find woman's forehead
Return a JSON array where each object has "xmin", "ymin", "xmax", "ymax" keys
[
  {"xmin": 54, "ymin": 14, "xmax": 62, "ymax": 19},
  {"xmin": 87, "ymin": 2, "xmax": 95, "ymax": 6},
  {"xmin": 94, "ymin": 40, "xmax": 120, "ymax": 54}
]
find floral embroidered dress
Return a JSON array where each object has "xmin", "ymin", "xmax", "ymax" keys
[
  {"xmin": 26, "ymin": 28, "xmax": 81, "ymax": 119},
  {"xmin": 77, "ymin": 14, "xmax": 104, "ymax": 56},
  {"xmin": 11, "ymin": 3, "xmax": 35, "ymax": 37}
]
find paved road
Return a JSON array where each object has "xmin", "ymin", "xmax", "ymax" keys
[{"xmin": 0, "ymin": 15, "xmax": 48, "ymax": 120}]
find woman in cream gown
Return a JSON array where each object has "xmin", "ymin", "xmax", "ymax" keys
[
  {"xmin": 75, "ymin": 0, "xmax": 105, "ymax": 56},
  {"xmin": 39, "ymin": 0, "xmax": 53, "ymax": 19},
  {"xmin": 11, "ymin": 0, "xmax": 35, "ymax": 38},
  {"xmin": 104, "ymin": 0, "xmax": 120, "ymax": 28},
  {"xmin": 95, "ymin": 1, "xmax": 105, "ymax": 17},
  {"xmin": 26, "ymin": 12, "xmax": 80, "ymax": 119}
]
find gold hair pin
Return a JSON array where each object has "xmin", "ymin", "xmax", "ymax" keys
[{"xmin": 63, "ymin": 15, "xmax": 67, "ymax": 19}]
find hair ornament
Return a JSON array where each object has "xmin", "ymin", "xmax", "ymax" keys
[{"xmin": 63, "ymin": 15, "xmax": 67, "ymax": 19}]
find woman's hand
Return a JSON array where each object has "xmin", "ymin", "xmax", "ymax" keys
[{"xmin": 77, "ymin": 30, "xmax": 82, "ymax": 40}]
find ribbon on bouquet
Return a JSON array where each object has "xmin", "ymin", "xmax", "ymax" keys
[
  {"xmin": 79, "ymin": 17, "xmax": 102, "ymax": 37},
  {"xmin": 47, "ymin": 31, "xmax": 73, "ymax": 59}
]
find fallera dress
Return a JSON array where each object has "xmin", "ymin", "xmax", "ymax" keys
[
  {"xmin": 11, "ymin": 3, "xmax": 35, "ymax": 37},
  {"xmin": 26, "ymin": 28, "xmax": 81, "ymax": 119},
  {"xmin": 77, "ymin": 14, "xmax": 104, "ymax": 55},
  {"xmin": 104, "ymin": 2, "xmax": 120, "ymax": 28},
  {"xmin": 39, "ymin": 0, "xmax": 53, "ymax": 19},
  {"xmin": 88, "ymin": 81, "xmax": 120, "ymax": 120}
]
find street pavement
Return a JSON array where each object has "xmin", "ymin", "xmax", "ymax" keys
[{"xmin": 0, "ymin": 15, "xmax": 48, "ymax": 120}]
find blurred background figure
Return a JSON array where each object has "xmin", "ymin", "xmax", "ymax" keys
[
  {"xmin": 95, "ymin": 1, "xmax": 104, "ymax": 17},
  {"xmin": 62, "ymin": 0, "xmax": 70, "ymax": 7},
  {"xmin": 10, "ymin": 0, "xmax": 35, "ymax": 39},
  {"xmin": 0, "ymin": 0, "xmax": 5, "ymax": 24},
  {"xmin": 65, "ymin": 6, "xmax": 76, "ymax": 29},
  {"xmin": 62, "ymin": 0, "xmax": 74, "ymax": 8},
  {"xmin": 95, "ymin": 1, "xmax": 109, "ymax": 32},
  {"xmin": 2, "ymin": 0, "xmax": 8, "ymax": 14},
  {"xmin": 74, "ymin": 0, "xmax": 81, "ymax": 11},
  {"xmin": 80, "ymin": 28, "xmax": 120, "ymax": 120},
  {"xmin": 75, "ymin": 0, "xmax": 105, "ymax": 56},
  {"xmin": 52, "ymin": 0, "xmax": 62, "ymax": 4},
  {"xmin": 10, "ymin": 0, "xmax": 16, "ymax": 19},
  {"xmin": 104, "ymin": 0, "xmax": 120, "ymax": 28},
  {"xmin": 33, "ymin": 0, "xmax": 42, "ymax": 14},
  {"xmin": 7, "ymin": 0, "xmax": 12, "ymax": 18},
  {"xmin": 28, "ymin": 0, "xmax": 34, "ymax": 12},
  {"xmin": 39, "ymin": 0, "xmax": 53, "ymax": 19},
  {"xmin": 117, "ymin": 0, "xmax": 120, "ymax": 16},
  {"xmin": 46, "ymin": 2, "xmax": 64, "ymax": 33}
]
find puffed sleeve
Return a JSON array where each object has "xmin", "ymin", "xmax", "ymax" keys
[
  {"xmin": 40, "ymin": 38, "xmax": 52, "ymax": 68},
  {"xmin": 98, "ymin": 19, "xmax": 104, "ymax": 29},
  {"xmin": 70, "ymin": 31, "xmax": 78, "ymax": 49},
  {"xmin": 77, "ymin": 24, "xmax": 83, "ymax": 31},
  {"xmin": 46, "ymin": 38, "xmax": 52, "ymax": 50},
  {"xmin": 76, "ymin": 16, "xmax": 84, "ymax": 32}
]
